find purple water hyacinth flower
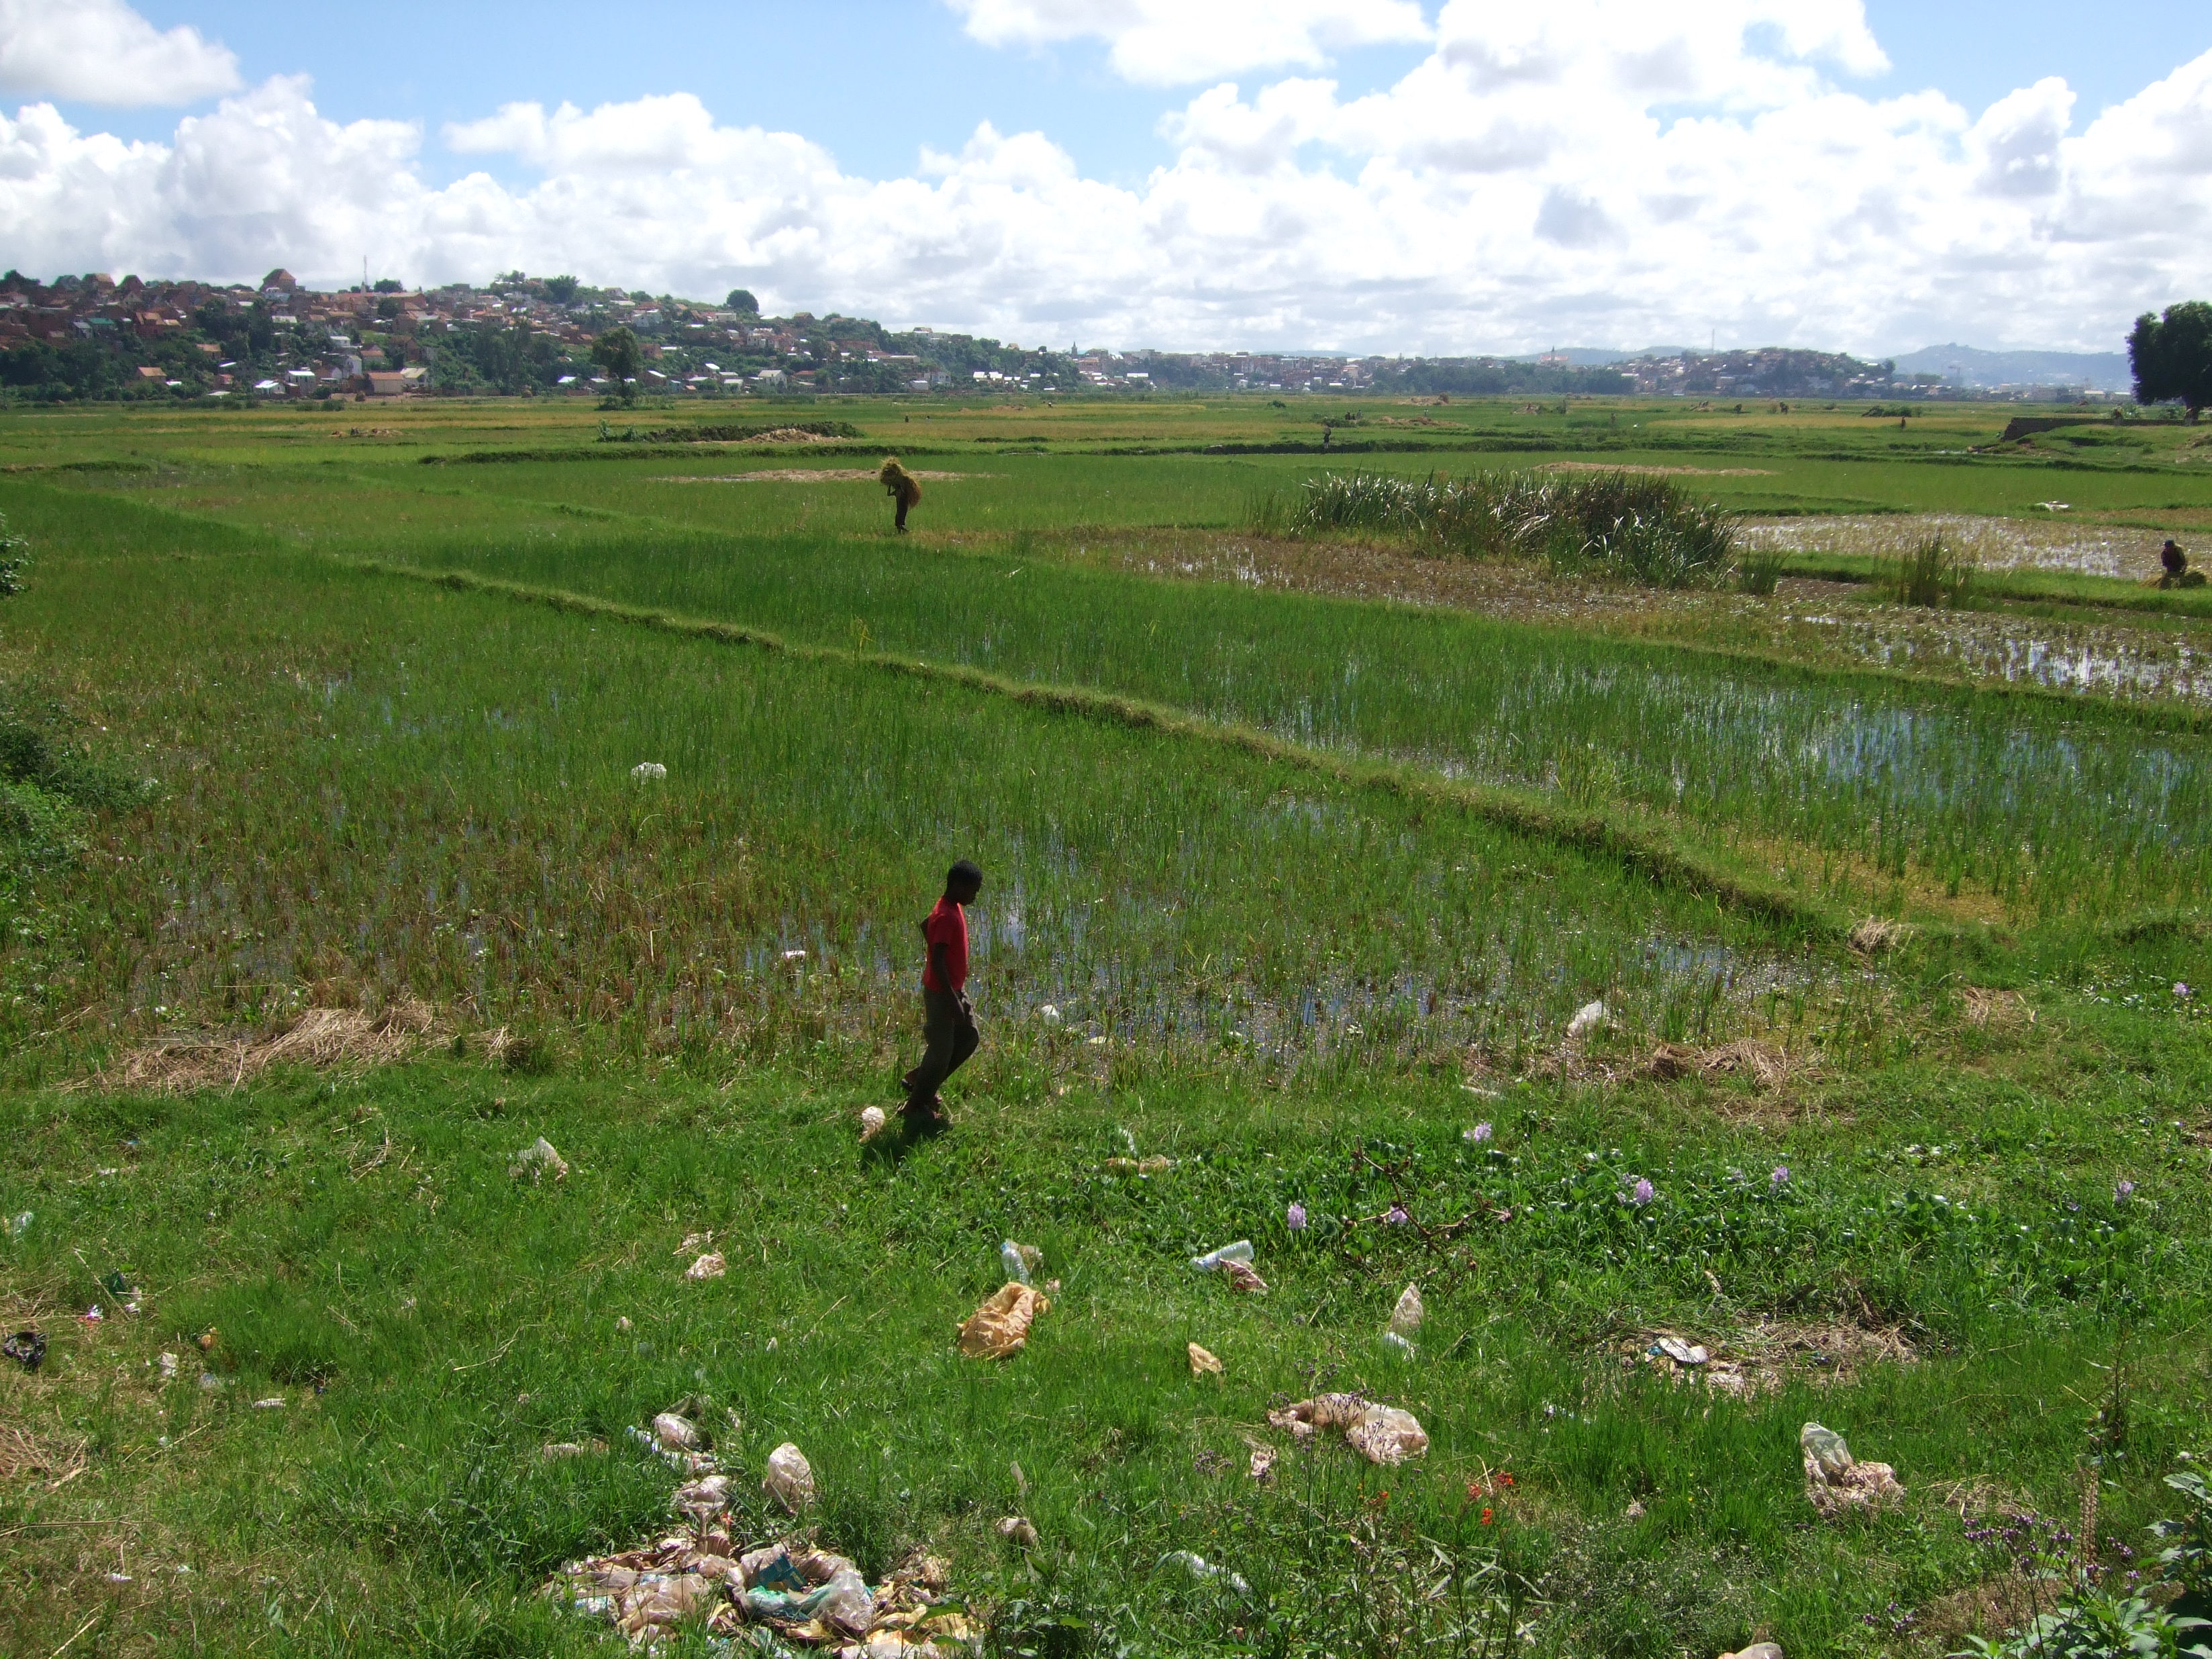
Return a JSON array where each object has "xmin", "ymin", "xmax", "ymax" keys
[
  {"xmin": 1287, "ymin": 1202, "xmax": 1308, "ymax": 1231},
  {"xmin": 1770, "ymin": 1164, "xmax": 1791, "ymax": 1188},
  {"xmin": 1385, "ymin": 1204, "xmax": 1411, "ymax": 1226},
  {"xmin": 2176, "ymin": 982, "xmax": 2193, "ymax": 1000},
  {"xmin": 2115, "ymin": 1179, "xmax": 2135, "ymax": 1202},
  {"xmin": 1469, "ymin": 1121, "xmax": 1493, "ymax": 1143},
  {"xmin": 1630, "ymin": 1178, "xmax": 1654, "ymax": 1207}
]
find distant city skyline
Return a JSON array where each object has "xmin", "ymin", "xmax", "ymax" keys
[{"xmin": 2, "ymin": 2, "xmax": 2209, "ymax": 357}]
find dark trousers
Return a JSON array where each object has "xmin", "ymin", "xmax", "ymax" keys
[
  {"xmin": 895, "ymin": 497, "xmax": 911, "ymax": 530},
  {"xmin": 905, "ymin": 989, "xmax": 976, "ymax": 1105}
]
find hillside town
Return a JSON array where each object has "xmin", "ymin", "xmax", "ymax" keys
[{"xmin": 0, "ymin": 266, "xmax": 2123, "ymax": 405}]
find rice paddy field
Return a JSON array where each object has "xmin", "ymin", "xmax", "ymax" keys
[{"xmin": 2, "ymin": 391, "xmax": 2211, "ymax": 1658}]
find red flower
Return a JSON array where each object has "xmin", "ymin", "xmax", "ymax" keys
[{"xmin": 1480, "ymin": 1507, "xmax": 1495, "ymax": 1525}]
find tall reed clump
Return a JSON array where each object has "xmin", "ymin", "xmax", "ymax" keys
[
  {"xmin": 1289, "ymin": 469, "xmax": 1743, "ymax": 589},
  {"xmin": 1882, "ymin": 532, "xmax": 1976, "ymax": 608}
]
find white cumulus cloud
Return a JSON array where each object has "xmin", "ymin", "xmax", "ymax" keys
[
  {"xmin": 946, "ymin": 0, "xmax": 1429, "ymax": 85},
  {"xmin": 0, "ymin": 0, "xmax": 238, "ymax": 106},
  {"xmin": 3, "ymin": 1, "xmax": 2210, "ymax": 357}
]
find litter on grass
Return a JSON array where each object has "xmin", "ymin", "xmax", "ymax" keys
[
  {"xmin": 995, "ymin": 1515, "xmax": 1040, "ymax": 1550},
  {"xmin": 630, "ymin": 762, "xmax": 667, "ymax": 781},
  {"xmin": 1246, "ymin": 1444, "xmax": 1278, "ymax": 1483},
  {"xmin": 551, "ymin": 1525, "xmax": 972, "ymax": 1651},
  {"xmin": 1566, "ymin": 999, "xmax": 1610, "ymax": 1040},
  {"xmin": 1162, "ymin": 1550, "xmax": 1250, "ymax": 1595},
  {"xmin": 858, "ymin": 1105, "xmax": 888, "ymax": 1142},
  {"xmin": 764, "ymin": 1442, "xmax": 817, "ymax": 1513},
  {"xmin": 687, "ymin": 1252, "xmax": 728, "ymax": 1282},
  {"xmin": 509, "ymin": 1136, "xmax": 569, "ymax": 1180},
  {"xmin": 1387, "ymin": 1284, "xmax": 1423, "ymax": 1338},
  {"xmin": 3, "ymin": 1329, "xmax": 46, "ymax": 1372},
  {"xmin": 999, "ymin": 1241, "xmax": 1042, "ymax": 1285},
  {"xmin": 1188, "ymin": 1342, "xmax": 1223, "ymax": 1378},
  {"xmin": 1800, "ymin": 1421, "xmax": 1905, "ymax": 1516},
  {"xmin": 1103, "ymin": 1155, "xmax": 1174, "ymax": 1176},
  {"xmin": 629, "ymin": 1424, "xmax": 717, "ymax": 1476},
  {"xmin": 1190, "ymin": 1240, "xmax": 1254, "ymax": 1271},
  {"xmin": 958, "ymin": 1283, "xmax": 1050, "ymax": 1359},
  {"xmin": 1268, "ymin": 1394, "xmax": 1430, "ymax": 1466}
]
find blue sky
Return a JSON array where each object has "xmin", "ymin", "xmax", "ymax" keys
[
  {"xmin": 6, "ymin": 1, "xmax": 2211, "ymax": 354},
  {"xmin": 93, "ymin": 1, "xmax": 2212, "ymax": 187}
]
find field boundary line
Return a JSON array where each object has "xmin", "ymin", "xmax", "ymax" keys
[{"xmin": 354, "ymin": 558, "xmax": 1846, "ymax": 934}]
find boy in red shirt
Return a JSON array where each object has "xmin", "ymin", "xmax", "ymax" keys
[{"xmin": 901, "ymin": 859, "xmax": 982, "ymax": 1131}]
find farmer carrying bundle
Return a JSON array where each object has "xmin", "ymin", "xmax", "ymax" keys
[{"xmin": 879, "ymin": 456, "xmax": 923, "ymax": 532}]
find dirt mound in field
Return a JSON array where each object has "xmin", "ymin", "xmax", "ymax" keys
[
  {"xmin": 1641, "ymin": 1039, "xmax": 1791, "ymax": 1088},
  {"xmin": 98, "ymin": 999, "xmax": 440, "ymax": 1093},
  {"xmin": 736, "ymin": 428, "xmax": 842, "ymax": 445}
]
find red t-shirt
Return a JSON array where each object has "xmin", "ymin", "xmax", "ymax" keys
[{"xmin": 921, "ymin": 897, "xmax": 968, "ymax": 993}]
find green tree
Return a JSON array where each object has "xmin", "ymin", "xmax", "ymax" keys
[
  {"xmin": 372, "ymin": 278, "xmax": 403, "ymax": 294},
  {"xmin": 2129, "ymin": 301, "xmax": 2212, "ymax": 419},
  {"xmin": 725, "ymin": 288, "xmax": 759, "ymax": 316},
  {"xmin": 543, "ymin": 274, "xmax": 580, "ymax": 304},
  {"xmin": 591, "ymin": 325, "xmax": 643, "ymax": 405}
]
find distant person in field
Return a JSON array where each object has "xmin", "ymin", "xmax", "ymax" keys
[
  {"xmin": 2164, "ymin": 539, "xmax": 2189, "ymax": 579},
  {"xmin": 901, "ymin": 859, "xmax": 982, "ymax": 1131},
  {"xmin": 879, "ymin": 457, "xmax": 923, "ymax": 532}
]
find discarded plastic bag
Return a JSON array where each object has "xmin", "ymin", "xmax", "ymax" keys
[
  {"xmin": 1000, "ymin": 1240, "xmax": 1042, "ymax": 1284},
  {"xmin": 653, "ymin": 1412, "xmax": 705, "ymax": 1451},
  {"xmin": 1104, "ymin": 1155, "xmax": 1174, "ymax": 1176},
  {"xmin": 1219, "ymin": 1259, "xmax": 1268, "ymax": 1295},
  {"xmin": 1799, "ymin": 1421, "xmax": 1903, "ymax": 1516},
  {"xmin": 1162, "ymin": 1550, "xmax": 1250, "ymax": 1595},
  {"xmin": 672, "ymin": 1473, "xmax": 730, "ymax": 1519},
  {"xmin": 1651, "ymin": 1336, "xmax": 1709, "ymax": 1366},
  {"xmin": 958, "ymin": 1283, "xmax": 1050, "ymax": 1360},
  {"xmin": 509, "ymin": 1136, "xmax": 568, "ymax": 1181},
  {"xmin": 685, "ymin": 1252, "xmax": 727, "ymax": 1281},
  {"xmin": 1346, "ymin": 1407, "xmax": 1429, "ymax": 1464},
  {"xmin": 859, "ymin": 1105, "xmax": 887, "ymax": 1142},
  {"xmin": 995, "ymin": 1515, "xmax": 1040, "ymax": 1549},
  {"xmin": 1567, "ymin": 999, "xmax": 1609, "ymax": 1040},
  {"xmin": 1188, "ymin": 1342, "xmax": 1223, "ymax": 1378},
  {"xmin": 3, "ymin": 1329, "xmax": 44, "ymax": 1372},
  {"xmin": 742, "ymin": 1548, "xmax": 875, "ymax": 1636},
  {"xmin": 765, "ymin": 1441, "xmax": 816, "ymax": 1513},
  {"xmin": 1189, "ymin": 1240, "xmax": 1253, "ymax": 1272},
  {"xmin": 1387, "ymin": 1283, "xmax": 1423, "ymax": 1337},
  {"xmin": 1268, "ymin": 1393, "xmax": 1429, "ymax": 1466}
]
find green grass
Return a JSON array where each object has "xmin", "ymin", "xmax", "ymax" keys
[
  {"xmin": 383, "ymin": 519, "xmax": 2212, "ymax": 925},
  {"xmin": 2, "ymin": 396, "xmax": 2211, "ymax": 1659}
]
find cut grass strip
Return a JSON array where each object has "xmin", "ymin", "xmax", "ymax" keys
[{"xmin": 358, "ymin": 557, "xmax": 1846, "ymax": 935}]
